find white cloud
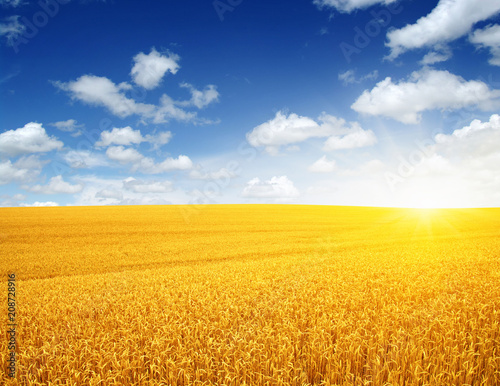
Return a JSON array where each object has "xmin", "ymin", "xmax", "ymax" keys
[
  {"xmin": 242, "ymin": 176, "xmax": 299, "ymax": 198},
  {"xmin": 95, "ymin": 126, "xmax": 172, "ymax": 148},
  {"xmin": 96, "ymin": 126, "xmax": 144, "ymax": 147},
  {"xmin": 0, "ymin": 156, "xmax": 42, "ymax": 185},
  {"xmin": 123, "ymin": 177, "xmax": 173, "ymax": 193},
  {"xmin": 435, "ymin": 114, "xmax": 500, "ymax": 156},
  {"xmin": 130, "ymin": 48, "xmax": 180, "ymax": 90},
  {"xmin": 386, "ymin": 0, "xmax": 500, "ymax": 59},
  {"xmin": 63, "ymin": 150, "xmax": 109, "ymax": 169},
  {"xmin": 351, "ymin": 69, "xmax": 500, "ymax": 124},
  {"xmin": 49, "ymin": 119, "xmax": 83, "ymax": 133},
  {"xmin": 323, "ymin": 129, "xmax": 377, "ymax": 150},
  {"xmin": 54, "ymin": 75, "xmax": 156, "ymax": 119},
  {"xmin": 0, "ymin": 122, "xmax": 63, "ymax": 157},
  {"xmin": 339, "ymin": 70, "xmax": 379, "ymax": 85},
  {"xmin": 247, "ymin": 111, "xmax": 377, "ymax": 154},
  {"xmin": 20, "ymin": 201, "xmax": 59, "ymax": 207},
  {"xmin": 105, "ymin": 146, "xmax": 144, "ymax": 164},
  {"xmin": 179, "ymin": 83, "xmax": 220, "ymax": 108},
  {"xmin": 132, "ymin": 155, "xmax": 193, "ymax": 174},
  {"xmin": 26, "ymin": 175, "xmax": 83, "ymax": 194},
  {"xmin": 420, "ymin": 46, "xmax": 452, "ymax": 65},
  {"xmin": 470, "ymin": 24, "xmax": 500, "ymax": 66},
  {"xmin": 313, "ymin": 0, "xmax": 396, "ymax": 13},
  {"xmin": 0, "ymin": 15, "xmax": 25, "ymax": 47},
  {"xmin": 308, "ymin": 155, "xmax": 336, "ymax": 173}
]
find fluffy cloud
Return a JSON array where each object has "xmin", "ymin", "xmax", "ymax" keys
[
  {"xmin": 0, "ymin": 15, "xmax": 24, "ymax": 47},
  {"xmin": 435, "ymin": 114, "xmax": 500, "ymax": 156},
  {"xmin": 323, "ymin": 129, "xmax": 377, "ymax": 150},
  {"xmin": 247, "ymin": 111, "xmax": 377, "ymax": 154},
  {"xmin": 308, "ymin": 155, "xmax": 336, "ymax": 173},
  {"xmin": 313, "ymin": 0, "xmax": 396, "ymax": 13},
  {"xmin": 26, "ymin": 175, "xmax": 83, "ymax": 194},
  {"xmin": 131, "ymin": 48, "xmax": 180, "ymax": 90},
  {"xmin": 123, "ymin": 177, "xmax": 173, "ymax": 193},
  {"xmin": 49, "ymin": 119, "xmax": 84, "ymax": 133},
  {"xmin": 96, "ymin": 127, "xmax": 144, "ymax": 147},
  {"xmin": 179, "ymin": 83, "xmax": 220, "ymax": 108},
  {"xmin": 105, "ymin": 146, "xmax": 144, "ymax": 164},
  {"xmin": 470, "ymin": 24, "xmax": 500, "ymax": 66},
  {"xmin": 386, "ymin": 0, "xmax": 500, "ymax": 59},
  {"xmin": 54, "ymin": 75, "xmax": 156, "ymax": 119},
  {"xmin": 95, "ymin": 126, "xmax": 172, "ymax": 147},
  {"xmin": 55, "ymin": 50, "xmax": 219, "ymax": 125},
  {"xmin": 133, "ymin": 155, "xmax": 193, "ymax": 174},
  {"xmin": 351, "ymin": 69, "xmax": 500, "ymax": 124},
  {"xmin": 0, "ymin": 156, "xmax": 42, "ymax": 185},
  {"xmin": 103, "ymin": 143, "xmax": 193, "ymax": 173},
  {"xmin": 385, "ymin": 114, "xmax": 500, "ymax": 207},
  {"xmin": 242, "ymin": 176, "xmax": 299, "ymax": 198},
  {"xmin": 0, "ymin": 122, "xmax": 63, "ymax": 157}
]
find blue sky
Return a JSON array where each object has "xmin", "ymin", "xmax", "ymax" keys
[{"xmin": 1, "ymin": 0, "xmax": 500, "ymax": 209}]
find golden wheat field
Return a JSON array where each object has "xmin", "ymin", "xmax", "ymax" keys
[{"xmin": 1, "ymin": 204, "xmax": 500, "ymax": 385}]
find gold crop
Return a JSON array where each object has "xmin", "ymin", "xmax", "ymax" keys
[{"xmin": 1, "ymin": 205, "xmax": 499, "ymax": 385}]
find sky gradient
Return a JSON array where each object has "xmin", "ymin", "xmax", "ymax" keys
[{"xmin": 1, "ymin": 0, "xmax": 500, "ymax": 208}]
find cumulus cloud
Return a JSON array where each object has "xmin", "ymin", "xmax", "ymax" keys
[
  {"xmin": 242, "ymin": 176, "xmax": 299, "ymax": 199},
  {"xmin": 435, "ymin": 113, "xmax": 500, "ymax": 156},
  {"xmin": 54, "ymin": 50, "xmax": 219, "ymax": 125},
  {"xmin": 246, "ymin": 111, "xmax": 377, "ymax": 154},
  {"xmin": 313, "ymin": 0, "xmax": 397, "ymax": 13},
  {"xmin": 49, "ymin": 119, "xmax": 84, "ymax": 133},
  {"xmin": 0, "ymin": 122, "xmax": 63, "ymax": 157},
  {"xmin": 351, "ymin": 69, "xmax": 500, "ymax": 124},
  {"xmin": 179, "ymin": 83, "xmax": 220, "ymax": 108},
  {"xmin": 95, "ymin": 126, "xmax": 172, "ymax": 148},
  {"xmin": 386, "ymin": 0, "xmax": 500, "ymax": 60},
  {"xmin": 132, "ymin": 155, "xmax": 193, "ymax": 174},
  {"xmin": 53, "ymin": 75, "xmax": 156, "ymax": 119},
  {"xmin": 96, "ymin": 127, "xmax": 144, "ymax": 147},
  {"xmin": 0, "ymin": 156, "xmax": 42, "ymax": 185},
  {"xmin": 323, "ymin": 129, "xmax": 377, "ymax": 150},
  {"xmin": 470, "ymin": 24, "xmax": 500, "ymax": 66},
  {"xmin": 131, "ymin": 48, "xmax": 180, "ymax": 89},
  {"xmin": 123, "ymin": 177, "xmax": 173, "ymax": 193},
  {"xmin": 105, "ymin": 146, "xmax": 144, "ymax": 164},
  {"xmin": 26, "ymin": 175, "xmax": 83, "ymax": 194},
  {"xmin": 308, "ymin": 155, "xmax": 336, "ymax": 173}
]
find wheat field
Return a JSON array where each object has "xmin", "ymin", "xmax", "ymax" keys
[{"xmin": 1, "ymin": 204, "xmax": 499, "ymax": 385}]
